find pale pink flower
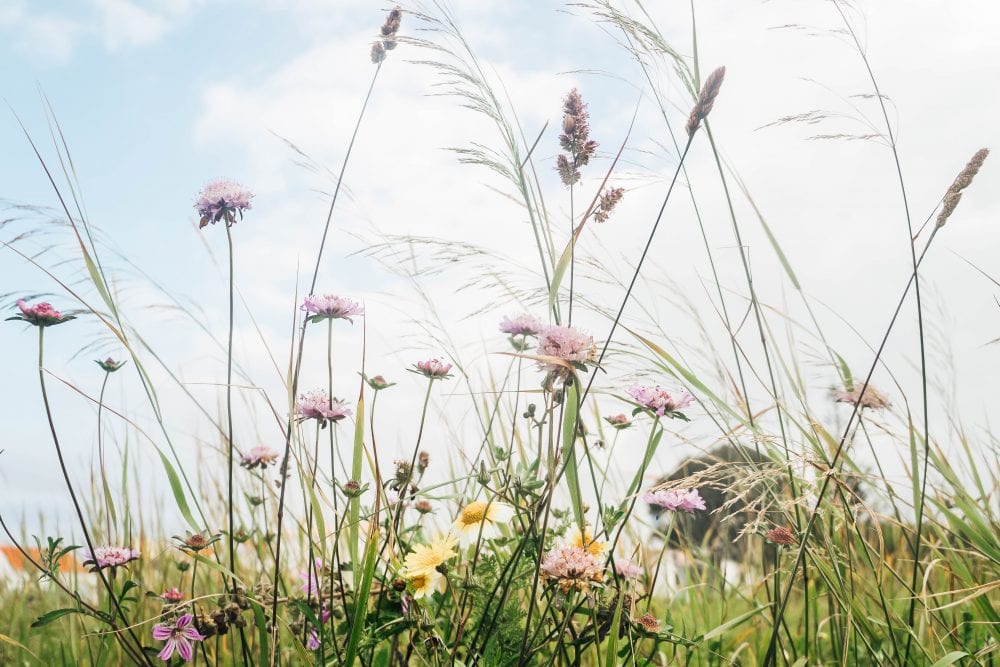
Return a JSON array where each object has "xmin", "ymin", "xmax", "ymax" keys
[
  {"xmin": 626, "ymin": 384, "xmax": 694, "ymax": 418},
  {"xmin": 413, "ymin": 358, "xmax": 453, "ymax": 379},
  {"xmin": 604, "ymin": 414, "xmax": 632, "ymax": 430},
  {"xmin": 83, "ymin": 546, "xmax": 140, "ymax": 572},
  {"xmin": 643, "ymin": 488, "xmax": 706, "ymax": 514},
  {"xmin": 301, "ymin": 294, "xmax": 364, "ymax": 323},
  {"xmin": 634, "ymin": 612, "xmax": 660, "ymax": 633},
  {"xmin": 537, "ymin": 325, "xmax": 596, "ymax": 370},
  {"xmin": 500, "ymin": 313, "xmax": 543, "ymax": 337},
  {"xmin": 8, "ymin": 299, "xmax": 73, "ymax": 327},
  {"xmin": 295, "ymin": 390, "xmax": 351, "ymax": 425},
  {"xmin": 307, "ymin": 631, "xmax": 321, "ymax": 650},
  {"xmin": 614, "ymin": 557, "xmax": 642, "ymax": 579},
  {"xmin": 240, "ymin": 445, "xmax": 280, "ymax": 470},
  {"xmin": 300, "ymin": 567, "xmax": 322, "ymax": 597},
  {"xmin": 540, "ymin": 544, "xmax": 605, "ymax": 592},
  {"xmin": 195, "ymin": 179, "xmax": 253, "ymax": 228},
  {"xmin": 834, "ymin": 384, "xmax": 890, "ymax": 410},
  {"xmin": 152, "ymin": 613, "xmax": 204, "ymax": 662},
  {"xmin": 161, "ymin": 587, "xmax": 184, "ymax": 603}
]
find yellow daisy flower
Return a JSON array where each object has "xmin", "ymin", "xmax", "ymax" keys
[
  {"xmin": 569, "ymin": 525, "xmax": 606, "ymax": 556},
  {"xmin": 451, "ymin": 500, "xmax": 512, "ymax": 543},
  {"xmin": 402, "ymin": 533, "xmax": 458, "ymax": 579},
  {"xmin": 409, "ymin": 570, "xmax": 445, "ymax": 599}
]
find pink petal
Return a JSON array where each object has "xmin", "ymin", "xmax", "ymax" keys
[
  {"xmin": 151, "ymin": 625, "xmax": 173, "ymax": 641},
  {"xmin": 181, "ymin": 627, "xmax": 205, "ymax": 641},
  {"xmin": 177, "ymin": 638, "xmax": 194, "ymax": 662},
  {"xmin": 175, "ymin": 613, "xmax": 193, "ymax": 628},
  {"xmin": 158, "ymin": 638, "xmax": 176, "ymax": 661}
]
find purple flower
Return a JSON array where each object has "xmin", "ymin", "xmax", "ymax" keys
[
  {"xmin": 614, "ymin": 557, "xmax": 642, "ymax": 579},
  {"xmin": 301, "ymin": 294, "xmax": 364, "ymax": 323},
  {"xmin": 295, "ymin": 390, "xmax": 352, "ymax": 426},
  {"xmin": 307, "ymin": 631, "xmax": 321, "ymax": 650},
  {"xmin": 626, "ymin": 384, "xmax": 693, "ymax": 418},
  {"xmin": 7, "ymin": 299, "xmax": 75, "ymax": 327},
  {"xmin": 500, "ymin": 313, "xmax": 543, "ymax": 337},
  {"xmin": 240, "ymin": 445, "xmax": 280, "ymax": 470},
  {"xmin": 152, "ymin": 613, "xmax": 204, "ymax": 662},
  {"xmin": 540, "ymin": 544, "xmax": 605, "ymax": 592},
  {"xmin": 194, "ymin": 179, "xmax": 253, "ymax": 228},
  {"xmin": 643, "ymin": 488, "xmax": 706, "ymax": 514},
  {"xmin": 95, "ymin": 357, "xmax": 127, "ymax": 372},
  {"xmin": 82, "ymin": 546, "xmax": 140, "ymax": 572},
  {"xmin": 413, "ymin": 358, "xmax": 453, "ymax": 379},
  {"xmin": 604, "ymin": 414, "xmax": 633, "ymax": 430},
  {"xmin": 537, "ymin": 325, "xmax": 596, "ymax": 370}
]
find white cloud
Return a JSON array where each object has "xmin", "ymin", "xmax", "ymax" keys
[
  {"xmin": 93, "ymin": 0, "xmax": 169, "ymax": 50},
  {"xmin": 0, "ymin": 3, "xmax": 83, "ymax": 64}
]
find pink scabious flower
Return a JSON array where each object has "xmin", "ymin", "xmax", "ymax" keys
[
  {"xmin": 604, "ymin": 414, "xmax": 632, "ymax": 430},
  {"xmin": 152, "ymin": 613, "xmax": 204, "ymax": 662},
  {"xmin": 626, "ymin": 384, "xmax": 694, "ymax": 418},
  {"xmin": 83, "ymin": 546, "xmax": 140, "ymax": 572},
  {"xmin": 295, "ymin": 390, "xmax": 352, "ymax": 426},
  {"xmin": 95, "ymin": 357, "xmax": 126, "ymax": 372},
  {"xmin": 161, "ymin": 588, "xmax": 184, "ymax": 603},
  {"xmin": 194, "ymin": 179, "xmax": 253, "ymax": 228},
  {"xmin": 500, "ymin": 313, "xmax": 543, "ymax": 337},
  {"xmin": 413, "ymin": 358, "xmax": 453, "ymax": 380},
  {"xmin": 643, "ymin": 488, "xmax": 706, "ymax": 514},
  {"xmin": 300, "ymin": 567, "xmax": 323, "ymax": 597},
  {"xmin": 7, "ymin": 299, "xmax": 74, "ymax": 327},
  {"xmin": 834, "ymin": 384, "xmax": 890, "ymax": 410},
  {"xmin": 540, "ymin": 544, "xmax": 605, "ymax": 592},
  {"xmin": 301, "ymin": 294, "xmax": 364, "ymax": 323},
  {"xmin": 537, "ymin": 325, "xmax": 596, "ymax": 370},
  {"xmin": 614, "ymin": 557, "xmax": 642, "ymax": 579},
  {"xmin": 240, "ymin": 445, "xmax": 280, "ymax": 470}
]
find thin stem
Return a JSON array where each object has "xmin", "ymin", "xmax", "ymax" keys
[
  {"xmin": 96, "ymin": 371, "xmax": 113, "ymax": 540},
  {"xmin": 225, "ymin": 221, "xmax": 238, "ymax": 598}
]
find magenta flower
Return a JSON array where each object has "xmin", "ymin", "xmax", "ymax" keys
[
  {"xmin": 295, "ymin": 390, "xmax": 352, "ymax": 426},
  {"xmin": 307, "ymin": 631, "xmax": 321, "ymax": 650},
  {"xmin": 240, "ymin": 445, "xmax": 280, "ymax": 470},
  {"xmin": 643, "ymin": 488, "xmax": 706, "ymax": 514},
  {"xmin": 537, "ymin": 325, "xmax": 596, "ymax": 371},
  {"xmin": 626, "ymin": 384, "xmax": 694, "ymax": 419},
  {"xmin": 299, "ymin": 566, "xmax": 323, "ymax": 596},
  {"xmin": 161, "ymin": 587, "xmax": 184, "ymax": 603},
  {"xmin": 413, "ymin": 358, "xmax": 453, "ymax": 380},
  {"xmin": 301, "ymin": 294, "xmax": 364, "ymax": 323},
  {"xmin": 614, "ymin": 557, "xmax": 643, "ymax": 579},
  {"xmin": 7, "ymin": 299, "xmax": 75, "ymax": 327},
  {"xmin": 604, "ymin": 414, "xmax": 633, "ymax": 430},
  {"xmin": 82, "ymin": 546, "xmax": 140, "ymax": 572},
  {"xmin": 500, "ymin": 313, "xmax": 543, "ymax": 337},
  {"xmin": 194, "ymin": 179, "xmax": 253, "ymax": 228},
  {"xmin": 152, "ymin": 613, "xmax": 204, "ymax": 662}
]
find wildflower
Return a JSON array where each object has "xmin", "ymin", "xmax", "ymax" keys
[
  {"xmin": 194, "ymin": 179, "xmax": 253, "ymax": 228},
  {"xmin": 537, "ymin": 325, "xmax": 597, "ymax": 371},
  {"xmin": 412, "ymin": 358, "xmax": 453, "ymax": 379},
  {"xmin": 161, "ymin": 588, "xmax": 184, "ymax": 603},
  {"xmin": 634, "ymin": 612, "xmax": 660, "ymax": 634},
  {"xmin": 626, "ymin": 384, "xmax": 694, "ymax": 419},
  {"xmin": 415, "ymin": 500, "xmax": 433, "ymax": 514},
  {"xmin": 833, "ymin": 384, "xmax": 890, "ymax": 410},
  {"xmin": 556, "ymin": 89, "xmax": 599, "ymax": 186},
  {"xmin": 408, "ymin": 570, "xmax": 445, "ymax": 600},
  {"xmin": 306, "ymin": 631, "xmax": 321, "ymax": 651},
  {"xmin": 764, "ymin": 526, "xmax": 797, "ymax": 546},
  {"xmin": 686, "ymin": 66, "xmax": 726, "ymax": 138},
  {"xmin": 152, "ymin": 613, "xmax": 205, "ymax": 662},
  {"xmin": 173, "ymin": 531, "xmax": 221, "ymax": 554},
  {"xmin": 593, "ymin": 187, "xmax": 625, "ymax": 223},
  {"xmin": 300, "ymin": 567, "xmax": 322, "ymax": 597},
  {"xmin": 301, "ymin": 294, "xmax": 364, "ymax": 323},
  {"xmin": 416, "ymin": 450, "xmax": 430, "ymax": 474},
  {"xmin": 451, "ymin": 500, "xmax": 511, "ymax": 543},
  {"xmin": 295, "ymin": 390, "xmax": 352, "ymax": 426},
  {"xmin": 540, "ymin": 544, "xmax": 604, "ymax": 592},
  {"xmin": 568, "ymin": 525, "xmax": 606, "ymax": 556},
  {"xmin": 604, "ymin": 414, "xmax": 632, "ymax": 430},
  {"xmin": 500, "ymin": 313, "xmax": 543, "ymax": 337},
  {"xmin": 364, "ymin": 373, "xmax": 395, "ymax": 391},
  {"xmin": 82, "ymin": 546, "xmax": 139, "ymax": 572},
  {"xmin": 341, "ymin": 480, "xmax": 365, "ymax": 498},
  {"xmin": 614, "ymin": 558, "xmax": 642, "ymax": 579},
  {"xmin": 95, "ymin": 357, "xmax": 127, "ymax": 372},
  {"xmin": 402, "ymin": 534, "xmax": 458, "ymax": 579},
  {"xmin": 643, "ymin": 488, "xmax": 706, "ymax": 514},
  {"xmin": 240, "ymin": 445, "xmax": 280, "ymax": 470},
  {"xmin": 7, "ymin": 299, "xmax": 75, "ymax": 327}
]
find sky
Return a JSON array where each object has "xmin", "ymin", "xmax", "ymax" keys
[{"xmin": 1, "ymin": 0, "xmax": 998, "ymax": 536}]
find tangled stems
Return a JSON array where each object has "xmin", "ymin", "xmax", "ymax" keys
[
  {"xmin": 606, "ymin": 417, "xmax": 661, "ymax": 561},
  {"xmin": 36, "ymin": 328, "xmax": 152, "ymax": 666}
]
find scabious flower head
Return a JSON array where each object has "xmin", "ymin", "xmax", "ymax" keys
[
  {"xmin": 82, "ymin": 546, "xmax": 140, "ymax": 572},
  {"xmin": 8, "ymin": 299, "xmax": 74, "ymax": 327},
  {"xmin": 568, "ymin": 525, "xmax": 606, "ymax": 556},
  {"xmin": 364, "ymin": 373, "xmax": 395, "ymax": 391},
  {"xmin": 301, "ymin": 294, "xmax": 364, "ymax": 323},
  {"xmin": 161, "ymin": 587, "xmax": 184, "ymax": 603},
  {"xmin": 95, "ymin": 357, "xmax": 126, "ymax": 372},
  {"xmin": 537, "ymin": 325, "xmax": 596, "ymax": 371},
  {"xmin": 240, "ymin": 445, "xmax": 280, "ymax": 470},
  {"xmin": 451, "ymin": 500, "xmax": 511, "ymax": 543},
  {"xmin": 634, "ymin": 612, "xmax": 660, "ymax": 634},
  {"xmin": 416, "ymin": 450, "xmax": 430, "ymax": 474},
  {"xmin": 614, "ymin": 557, "xmax": 642, "ymax": 579},
  {"xmin": 152, "ymin": 613, "xmax": 204, "ymax": 662},
  {"xmin": 764, "ymin": 526, "xmax": 797, "ymax": 546},
  {"xmin": 540, "ymin": 544, "xmax": 605, "ymax": 592},
  {"xmin": 833, "ymin": 384, "xmax": 890, "ymax": 410},
  {"xmin": 413, "ymin": 358, "xmax": 453, "ymax": 379},
  {"xmin": 295, "ymin": 390, "xmax": 352, "ymax": 426},
  {"xmin": 593, "ymin": 187, "xmax": 625, "ymax": 223},
  {"xmin": 604, "ymin": 414, "xmax": 632, "ymax": 430},
  {"xmin": 643, "ymin": 488, "xmax": 706, "ymax": 514},
  {"xmin": 626, "ymin": 384, "xmax": 694, "ymax": 418},
  {"xmin": 414, "ymin": 500, "xmax": 433, "ymax": 514},
  {"xmin": 173, "ymin": 531, "xmax": 221, "ymax": 554},
  {"xmin": 402, "ymin": 534, "xmax": 458, "ymax": 580},
  {"xmin": 194, "ymin": 179, "xmax": 253, "ymax": 228},
  {"xmin": 500, "ymin": 313, "xmax": 543, "ymax": 337}
]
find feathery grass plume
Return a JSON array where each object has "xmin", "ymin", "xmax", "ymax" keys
[
  {"xmin": 593, "ymin": 186, "xmax": 624, "ymax": 223},
  {"xmin": 936, "ymin": 147, "xmax": 989, "ymax": 228},
  {"xmin": 685, "ymin": 66, "xmax": 727, "ymax": 138},
  {"xmin": 373, "ymin": 6, "xmax": 403, "ymax": 61}
]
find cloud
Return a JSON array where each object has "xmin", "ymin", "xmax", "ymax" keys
[
  {"xmin": 93, "ymin": 0, "xmax": 170, "ymax": 50},
  {"xmin": 0, "ymin": 3, "xmax": 84, "ymax": 64}
]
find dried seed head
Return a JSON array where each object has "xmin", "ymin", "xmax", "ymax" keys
[
  {"xmin": 937, "ymin": 148, "xmax": 989, "ymax": 228},
  {"xmin": 686, "ymin": 66, "xmax": 727, "ymax": 138},
  {"xmin": 371, "ymin": 41, "xmax": 386, "ymax": 64},
  {"xmin": 936, "ymin": 192, "xmax": 963, "ymax": 228}
]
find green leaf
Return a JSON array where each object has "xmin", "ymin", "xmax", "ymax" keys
[
  {"xmin": 31, "ymin": 608, "xmax": 79, "ymax": 628},
  {"xmin": 697, "ymin": 606, "xmax": 767, "ymax": 642},
  {"xmin": 350, "ymin": 395, "xmax": 366, "ymax": 579},
  {"xmin": 344, "ymin": 526, "xmax": 379, "ymax": 665},
  {"xmin": 154, "ymin": 447, "xmax": 199, "ymax": 532},
  {"xmin": 929, "ymin": 652, "xmax": 968, "ymax": 667},
  {"xmin": 604, "ymin": 588, "xmax": 625, "ymax": 667},
  {"xmin": 561, "ymin": 382, "xmax": 584, "ymax": 527}
]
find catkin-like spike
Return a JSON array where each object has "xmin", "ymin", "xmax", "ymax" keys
[
  {"xmin": 686, "ymin": 66, "xmax": 727, "ymax": 138},
  {"xmin": 936, "ymin": 148, "xmax": 989, "ymax": 228}
]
